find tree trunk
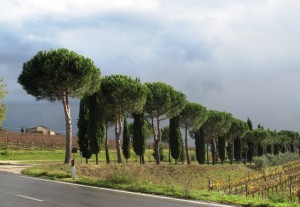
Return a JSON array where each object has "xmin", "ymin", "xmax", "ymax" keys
[
  {"xmin": 96, "ymin": 153, "xmax": 99, "ymax": 165},
  {"xmin": 86, "ymin": 158, "xmax": 88, "ymax": 164},
  {"xmin": 105, "ymin": 122, "xmax": 110, "ymax": 164},
  {"xmin": 115, "ymin": 114, "xmax": 123, "ymax": 163},
  {"xmin": 206, "ymin": 143, "xmax": 210, "ymax": 165},
  {"xmin": 185, "ymin": 124, "xmax": 191, "ymax": 165},
  {"xmin": 155, "ymin": 118, "xmax": 161, "ymax": 164},
  {"xmin": 155, "ymin": 139, "xmax": 160, "ymax": 164},
  {"xmin": 62, "ymin": 95, "xmax": 72, "ymax": 164},
  {"xmin": 142, "ymin": 155, "xmax": 145, "ymax": 164},
  {"xmin": 230, "ymin": 139, "xmax": 234, "ymax": 165},
  {"xmin": 168, "ymin": 144, "xmax": 171, "ymax": 163},
  {"xmin": 212, "ymin": 138, "xmax": 217, "ymax": 165}
]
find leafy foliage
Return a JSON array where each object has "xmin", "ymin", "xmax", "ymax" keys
[
  {"xmin": 18, "ymin": 48, "xmax": 101, "ymax": 101},
  {"xmin": 225, "ymin": 119, "xmax": 248, "ymax": 164},
  {"xmin": 18, "ymin": 48, "xmax": 101, "ymax": 164},
  {"xmin": 179, "ymin": 102, "xmax": 207, "ymax": 164},
  {"xmin": 202, "ymin": 110, "xmax": 233, "ymax": 164},
  {"xmin": 101, "ymin": 75, "xmax": 147, "ymax": 163},
  {"xmin": 145, "ymin": 82, "xmax": 186, "ymax": 164}
]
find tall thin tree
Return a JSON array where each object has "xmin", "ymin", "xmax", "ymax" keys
[
  {"xmin": 122, "ymin": 117, "xmax": 131, "ymax": 163},
  {"xmin": 77, "ymin": 97, "xmax": 92, "ymax": 164},
  {"xmin": 194, "ymin": 126, "xmax": 206, "ymax": 165},
  {"xmin": 169, "ymin": 116, "xmax": 182, "ymax": 164},
  {"xmin": 88, "ymin": 92, "xmax": 104, "ymax": 165}
]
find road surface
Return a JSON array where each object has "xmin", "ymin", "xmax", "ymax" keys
[{"xmin": 0, "ymin": 172, "xmax": 234, "ymax": 207}]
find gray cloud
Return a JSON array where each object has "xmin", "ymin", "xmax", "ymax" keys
[{"xmin": 2, "ymin": 0, "xmax": 300, "ymax": 134}]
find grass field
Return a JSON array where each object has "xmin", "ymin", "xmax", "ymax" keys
[{"xmin": 1, "ymin": 148, "xmax": 299, "ymax": 206}]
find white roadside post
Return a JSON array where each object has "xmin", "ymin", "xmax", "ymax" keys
[{"xmin": 71, "ymin": 147, "xmax": 77, "ymax": 180}]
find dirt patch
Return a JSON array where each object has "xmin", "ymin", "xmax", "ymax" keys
[{"xmin": 0, "ymin": 161, "xmax": 32, "ymax": 174}]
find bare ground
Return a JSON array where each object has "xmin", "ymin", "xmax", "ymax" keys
[{"xmin": 0, "ymin": 161, "xmax": 32, "ymax": 174}]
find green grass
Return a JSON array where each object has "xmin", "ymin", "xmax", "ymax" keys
[
  {"xmin": 22, "ymin": 162, "xmax": 300, "ymax": 207},
  {"xmin": 2, "ymin": 149, "xmax": 300, "ymax": 207},
  {"xmin": 0, "ymin": 149, "xmax": 169, "ymax": 164},
  {"xmin": 0, "ymin": 149, "xmax": 66, "ymax": 162}
]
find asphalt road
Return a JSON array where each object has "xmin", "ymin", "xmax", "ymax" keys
[{"xmin": 0, "ymin": 172, "xmax": 234, "ymax": 207}]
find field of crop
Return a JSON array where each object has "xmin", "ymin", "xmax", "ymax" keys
[{"xmin": 0, "ymin": 131, "xmax": 76, "ymax": 150}]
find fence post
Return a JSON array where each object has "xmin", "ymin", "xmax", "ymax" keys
[
  {"xmin": 290, "ymin": 176, "xmax": 293, "ymax": 200},
  {"xmin": 208, "ymin": 179, "xmax": 213, "ymax": 191}
]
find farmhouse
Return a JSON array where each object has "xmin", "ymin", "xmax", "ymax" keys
[{"xmin": 27, "ymin": 125, "xmax": 56, "ymax": 135}]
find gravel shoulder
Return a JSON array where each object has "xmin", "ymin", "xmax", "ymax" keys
[{"xmin": 0, "ymin": 161, "xmax": 33, "ymax": 174}]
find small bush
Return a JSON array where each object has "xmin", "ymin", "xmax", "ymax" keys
[
  {"xmin": 152, "ymin": 145, "xmax": 165, "ymax": 161},
  {"xmin": 268, "ymin": 194, "xmax": 289, "ymax": 203},
  {"xmin": 253, "ymin": 156, "xmax": 268, "ymax": 169},
  {"xmin": 190, "ymin": 153, "xmax": 196, "ymax": 162},
  {"xmin": 253, "ymin": 153, "xmax": 299, "ymax": 169},
  {"xmin": 107, "ymin": 173, "xmax": 133, "ymax": 185}
]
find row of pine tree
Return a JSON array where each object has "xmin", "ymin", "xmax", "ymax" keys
[{"xmin": 77, "ymin": 75, "xmax": 300, "ymax": 165}]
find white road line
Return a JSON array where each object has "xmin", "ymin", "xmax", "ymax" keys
[
  {"xmin": 15, "ymin": 194, "xmax": 44, "ymax": 202},
  {"xmin": 20, "ymin": 175, "xmax": 235, "ymax": 207}
]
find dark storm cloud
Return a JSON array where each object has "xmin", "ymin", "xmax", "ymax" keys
[{"xmin": 2, "ymin": 0, "xmax": 300, "ymax": 134}]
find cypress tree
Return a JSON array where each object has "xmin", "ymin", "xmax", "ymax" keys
[
  {"xmin": 247, "ymin": 118, "xmax": 253, "ymax": 131},
  {"xmin": 244, "ymin": 118, "xmax": 253, "ymax": 164},
  {"xmin": 195, "ymin": 126, "xmax": 206, "ymax": 164},
  {"xmin": 274, "ymin": 144, "xmax": 280, "ymax": 155},
  {"xmin": 77, "ymin": 97, "xmax": 92, "ymax": 164},
  {"xmin": 88, "ymin": 92, "xmax": 104, "ymax": 165},
  {"xmin": 291, "ymin": 144, "xmax": 295, "ymax": 153},
  {"xmin": 257, "ymin": 124, "xmax": 261, "ymax": 129},
  {"xmin": 169, "ymin": 116, "xmax": 182, "ymax": 164},
  {"xmin": 180, "ymin": 137, "xmax": 186, "ymax": 164},
  {"xmin": 234, "ymin": 138, "xmax": 242, "ymax": 163},
  {"xmin": 267, "ymin": 145, "xmax": 272, "ymax": 154},
  {"xmin": 257, "ymin": 144, "xmax": 263, "ymax": 156},
  {"xmin": 122, "ymin": 117, "xmax": 131, "ymax": 162},
  {"xmin": 247, "ymin": 142, "xmax": 254, "ymax": 164},
  {"xmin": 218, "ymin": 136, "xmax": 226, "ymax": 165},
  {"xmin": 226, "ymin": 143, "xmax": 232, "ymax": 162},
  {"xmin": 132, "ymin": 113, "xmax": 147, "ymax": 164}
]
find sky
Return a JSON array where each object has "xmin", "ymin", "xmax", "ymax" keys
[{"xmin": 1, "ymin": 0, "xmax": 300, "ymax": 134}]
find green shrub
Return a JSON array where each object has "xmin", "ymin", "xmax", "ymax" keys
[
  {"xmin": 253, "ymin": 153, "xmax": 299, "ymax": 169},
  {"xmin": 253, "ymin": 156, "xmax": 268, "ymax": 169},
  {"xmin": 107, "ymin": 173, "xmax": 133, "ymax": 185},
  {"xmin": 152, "ymin": 144, "xmax": 165, "ymax": 161}
]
